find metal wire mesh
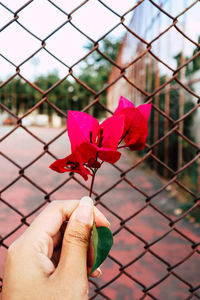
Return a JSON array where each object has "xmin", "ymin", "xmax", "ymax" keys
[{"xmin": 0, "ymin": 0, "xmax": 200, "ymax": 299}]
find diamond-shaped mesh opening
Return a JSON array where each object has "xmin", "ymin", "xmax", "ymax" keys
[
  {"xmin": 23, "ymin": 153, "xmax": 59, "ymax": 192},
  {"xmin": 0, "ymin": 155, "xmax": 19, "ymax": 189},
  {"xmin": 0, "ymin": 22, "xmax": 40, "ymax": 65},
  {"xmin": 1, "ymin": 0, "xmax": 200, "ymax": 298},
  {"xmin": 18, "ymin": 0, "xmax": 68, "ymax": 40},
  {"xmin": 2, "ymin": 177, "xmax": 45, "ymax": 215},
  {"xmin": 100, "ymin": 182, "xmax": 146, "ymax": 221},
  {"xmin": 1, "ymin": 76, "xmax": 42, "ymax": 115},
  {"xmin": 151, "ymin": 26, "xmax": 196, "ymax": 64},
  {"xmin": 151, "ymin": 230, "xmax": 194, "ymax": 265},
  {"xmin": 46, "ymin": 23, "xmax": 92, "ymax": 66},
  {"xmin": 129, "ymin": 0, "xmax": 173, "ymax": 43},
  {"xmin": 111, "ymin": 228, "xmax": 145, "ymax": 266},
  {"xmin": 0, "ymin": 200, "xmax": 22, "ymax": 236},
  {"xmin": 97, "ymin": 272, "xmax": 144, "ymax": 299},
  {"xmin": 49, "ymin": 177, "xmax": 90, "ymax": 200},
  {"xmin": 175, "ymin": 251, "xmax": 200, "ymax": 287},
  {"xmin": 1, "ymin": 127, "xmax": 44, "ymax": 165},
  {"xmin": 20, "ymin": 50, "xmax": 69, "ymax": 80},
  {"xmin": 125, "ymin": 251, "xmax": 168, "ymax": 288},
  {"xmin": 126, "ymin": 205, "xmax": 170, "ymax": 243},
  {"xmin": 150, "ymin": 274, "xmax": 192, "ymax": 300},
  {"xmin": 71, "ymin": 0, "xmax": 120, "ymax": 41}
]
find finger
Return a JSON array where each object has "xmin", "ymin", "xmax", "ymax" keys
[
  {"xmin": 22, "ymin": 201, "xmax": 109, "ymax": 243},
  {"xmin": 16, "ymin": 200, "xmax": 110, "ymax": 261},
  {"xmin": 7, "ymin": 201, "xmax": 80, "ymax": 277},
  {"xmin": 6, "ymin": 199, "xmax": 110, "ymax": 281},
  {"xmin": 49, "ymin": 206, "xmax": 109, "ymax": 250},
  {"xmin": 94, "ymin": 206, "xmax": 110, "ymax": 228},
  {"xmin": 55, "ymin": 196, "xmax": 93, "ymax": 279},
  {"xmin": 26, "ymin": 200, "xmax": 79, "ymax": 239}
]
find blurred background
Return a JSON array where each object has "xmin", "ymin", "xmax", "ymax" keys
[{"xmin": 1, "ymin": 0, "xmax": 200, "ymax": 299}]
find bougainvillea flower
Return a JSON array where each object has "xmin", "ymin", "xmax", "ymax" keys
[
  {"xmin": 114, "ymin": 96, "xmax": 152, "ymax": 150},
  {"xmin": 49, "ymin": 145, "xmax": 92, "ymax": 180},
  {"xmin": 67, "ymin": 110, "xmax": 124, "ymax": 164}
]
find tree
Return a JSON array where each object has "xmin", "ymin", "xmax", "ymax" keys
[
  {"xmin": 74, "ymin": 37, "xmax": 121, "ymax": 116},
  {"xmin": 145, "ymin": 49, "xmax": 197, "ymax": 193},
  {"xmin": 0, "ymin": 38, "xmax": 121, "ymax": 118}
]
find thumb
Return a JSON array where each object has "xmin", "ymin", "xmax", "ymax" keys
[{"xmin": 56, "ymin": 196, "xmax": 94, "ymax": 278}]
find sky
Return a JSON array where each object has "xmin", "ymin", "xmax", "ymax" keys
[
  {"xmin": 0, "ymin": 0, "xmax": 134, "ymax": 80},
  {"xmin": 1, "ymin": 0, "xmax": 200, "ymax": 81}
]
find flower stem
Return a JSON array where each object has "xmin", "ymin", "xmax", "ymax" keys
[{"xmin": 89, "ymin": 169, "xmax": 96, "ymax": 197}]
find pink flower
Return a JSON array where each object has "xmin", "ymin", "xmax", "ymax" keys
[
  {"xmin": 49, "ymin": 145, "xmax": 91, "ymax": 180},
  {"xmin": 114, "ymin": 96, "xmax": 151, "ymax": 150},
  {"xmin": 49, "ymin": 97, "xmax": 151, "ymax": 180},
  {"xmin": 67, "ymin": 110, "xmax": 124, "ymax": 164},
  {"xmin": 49, "ymin": 110, "xmax": 124, "ymax": 180}
]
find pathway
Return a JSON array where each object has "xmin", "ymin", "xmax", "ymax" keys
[{"xmin": 0, "ymin": 126, "xmax": 200, "ymax": 299}]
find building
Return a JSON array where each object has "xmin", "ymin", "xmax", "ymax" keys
[{"xmin": 107, "ymin": 0, "xmax": 200, "ymax": 188}]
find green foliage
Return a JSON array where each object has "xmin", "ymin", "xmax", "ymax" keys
[
  {"xmin": 145, "ymin": 45, "xmax": 198, "ymax": 198},
  {"xmin": 174, "ymin": 36, "xmax": 200, "ymax": 76},
  {"xmin": 75, "ymin": 37, "xmax": 121, "ymax": 117},
  {"xmin": 146, "ymin": 75, "xmax": 197, "ymax": 178},
  {"xmin": 179, "ymin": 202, "xmax": 200, "ymax": 223},
  {"xmin": 89, "ymin": 224, "xmax": 113, "ymax": 277},
  {"xmin": 0, "ymin": 38, "xmax": 121, "ymax": 118},
  {"xmin": 192, "ymin": 36, "xmax": 200, "ymax": 73}
]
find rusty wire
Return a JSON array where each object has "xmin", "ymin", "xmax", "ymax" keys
[{"xmin": 0, "ymin": 0, "xmax": 200, "ymax": 299}]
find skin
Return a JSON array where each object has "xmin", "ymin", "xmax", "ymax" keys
[{"xmin": 2, "ymin": 197, "xmax": 110, "ymax": 300}]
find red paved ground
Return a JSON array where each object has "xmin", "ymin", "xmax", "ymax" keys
[{"xmin": 0, "ymin": 126, "xmax": 200, "ymax": 299}]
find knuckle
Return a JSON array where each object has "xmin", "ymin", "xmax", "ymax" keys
[{"xmin": 64, "ymin": 226, "xmax": 90, "ymax": 247}]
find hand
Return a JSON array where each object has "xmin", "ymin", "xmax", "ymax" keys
[{"xmin": 2, "ymin": 197, "xmax": 110, "ymax": 300}]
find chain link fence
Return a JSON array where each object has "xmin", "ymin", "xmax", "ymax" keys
[{"xmin": 0, "ymin": 0, "xmax": 200, "ymax": 299}]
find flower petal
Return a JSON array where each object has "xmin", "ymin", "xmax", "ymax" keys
[
  {"xmin": 114, "ymin": 107, "xmax": 136, "ymax": 135},
  {"xmin": 98, "ymin": 148, "xmax": 121, "ymax": 164},
  {"xmin": 75, "ymin": 164, "xmax": 92, "ymax": 181},
  {"xmin": 124, "ymin": 109, "xmax": 148, "ymax": 150},
  {"xmin": 67, "ymin": 110, "xmax": 99, "ymax": 152},
  {"xmin": 77, "ymin": 143, "xmax": 98, "ymax": 163},
  {"xmin": 78, "ymin": 142, "xmax": 121, "ymax": 164},
  {"xmin": 49, "ymin": 150, "xmax": 91, "ymax": 180},
  {"xmin": 137, "ymin": 103, "xmax": 152, "ymax": 122},
  {"xmin": 114, "ymin": 96, "xmax": 135, "ymax": 115},
  {"xmin": 100, "ymin": 115, "xmax": 124, "ymax": 150},
  {"xmin": 49, "ymin": 157, "xmax": 69, "ymax": 173}
]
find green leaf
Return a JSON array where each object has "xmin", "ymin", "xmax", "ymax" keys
[{"xmin": 89, "ymin": 224, "xmax": 113, "ymax": 277}]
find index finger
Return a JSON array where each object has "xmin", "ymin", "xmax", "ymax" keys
[{"xmin": 23, "ymin": 199, "xmax": 110, "ymax": 241}]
